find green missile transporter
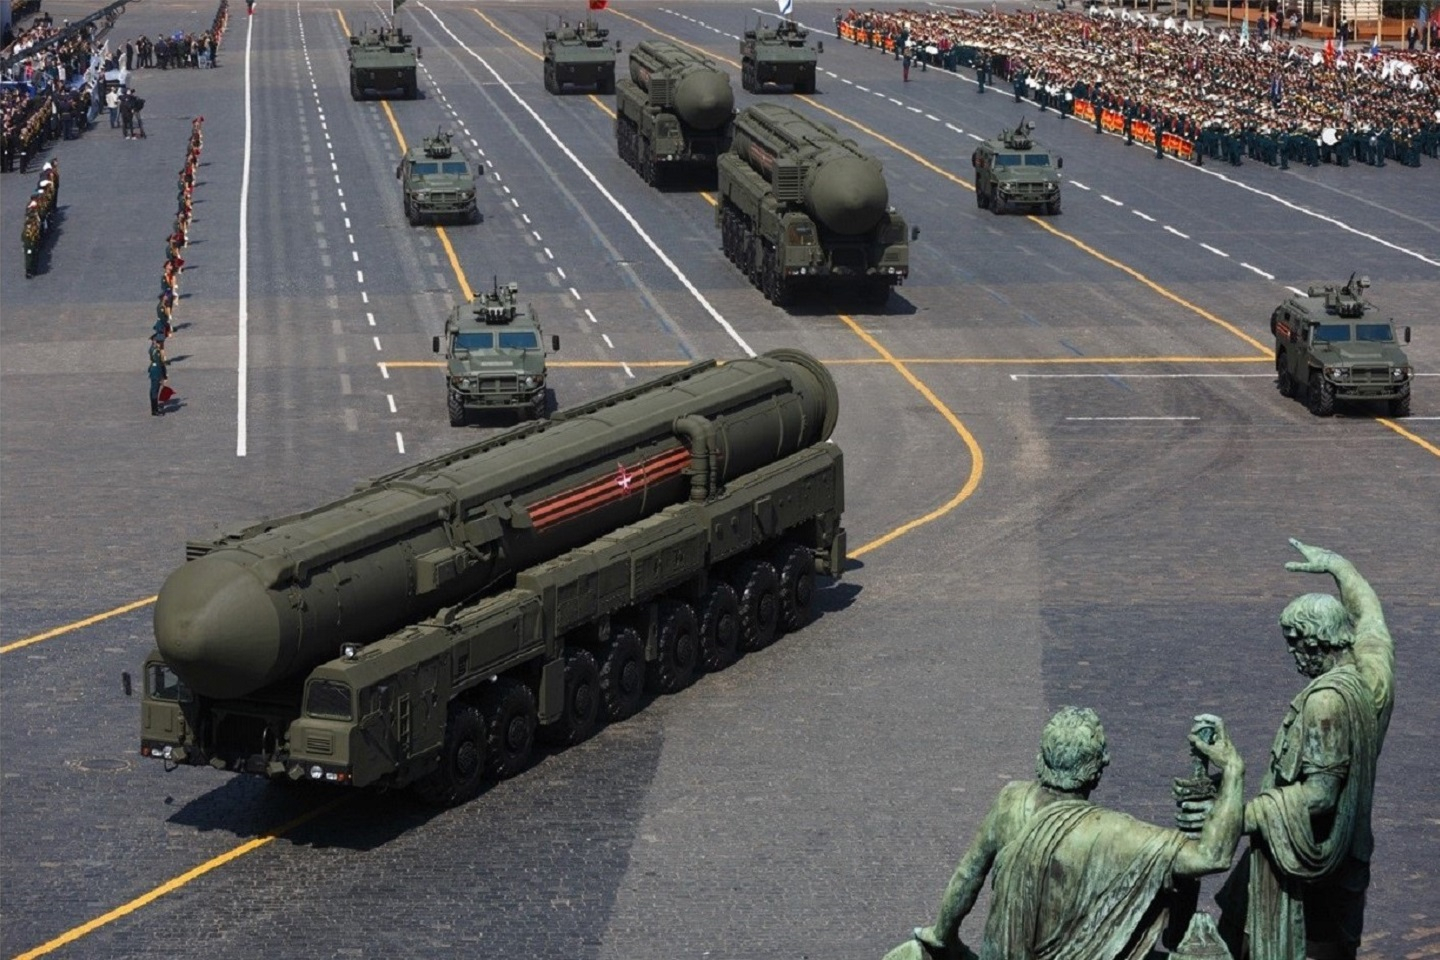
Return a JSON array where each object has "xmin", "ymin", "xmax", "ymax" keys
[
  {"xmin": 615, "ymin": 39, "xmax": 735, "ymax": 187},
  {"xmin": 716, "ymin": 103, "xmax": 917, "ymax": 306},
  {"xmin": 138, "ymin": 351, "xmax": 846, "ymax": 807}
]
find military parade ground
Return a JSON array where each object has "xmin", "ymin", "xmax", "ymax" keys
[{"xmin": 2, "ymin": 0, "xmax": 1438, "ymax": 956}]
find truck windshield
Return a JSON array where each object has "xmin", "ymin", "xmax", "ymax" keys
[
  {"xmin": 1354, "ymin": 323, "xmax": 1394, "ymax": 342},
  {"xmin": 994, "ymin": 155, "xmax": 1022, "ymax": 167},
  {"xmin": 1023, "ymin": 154, "xmax": 1051, "ymax": 166},
  {"xmin": 411, "ymin": 162, "xmax": 439, "ymax": 176},
  {"xmin": 441, "ymin": 162, "xmax": 469, "ymax": 175},
  {"xmin": 455, "ymin": 332, "xmax": 494, "ymax": 350},
  {"xmin": 305, "ymin": 680, "xmax": 354, "ymax": 721},
  {"xmin": 1314, "ymin": 324, "xmax": 1352, "ymax": 342},
  {"xmin": 498, "ymin": 331, "xmax": 539, "ymax": 350}
]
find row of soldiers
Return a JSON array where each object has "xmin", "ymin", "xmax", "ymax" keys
[
  {"xmin": 839, "ymin": 8, "xmax": 1440, "ymax": 170},
  {"xmin": 20, "ymin": 158, "xmax": 58, "ymax": 278},
  {"xmin": 151, "ymin": 118, "xmax": 205, "ymax": 416}
]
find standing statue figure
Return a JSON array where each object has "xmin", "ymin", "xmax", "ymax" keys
[
  {"xmin": 1215, "ymin": 540, "xmax": 1395, "ymax": 960},
  {"xmin": 888, "ymin": 705, "xmax": 1246, "ymax": 960}
]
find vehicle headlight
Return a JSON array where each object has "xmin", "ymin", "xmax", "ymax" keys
[
  {"xmin": 309, "ymin": 765, "xmax": 324, "ymax": 780},
  {"xmin": 521, "ymin": 376, "xmax": 537, "ymax": 389},
  {"xmin": 459, "ymin": 377, "xmax": 474, "ymax": 389},
  {"xmin": 414, "ymin": 190, "xmax": 428, "ymax": 199},
  {"xmin": 1325, "ymin": 366, "xmax": 1349, "ymax": 379},
  {"xmin": 1393, "ymin": 367, "xmax": 1412, "ymax": 381}
]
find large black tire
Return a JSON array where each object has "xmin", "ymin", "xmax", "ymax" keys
[
  {"xmin": 541, "ymin": 649, "xmax": 601, "ymax": 746},
  {"xmin": 1276, "ymin": 352, "xmax": 1295, "ymax": 398},
  {"xmin": 697, "ymin": 581, "xmax": 741, "ymax": 672},
  {"xmin": 1046, "ymin": 199, "xmax": 1061, "ymax": 215},
  {"xmin": 481, "ymin": 678, "xmax": 536, "ymax": 780},
  {"xmin": 990, "ymin": 190, "xmax": 1005, "ymax": 215},
  {"xmin": 405, "ymin": 196, "xmax": 421, "ymax": 227},
  {"xmin": 411, "ymin": 701, "xmax": 486, "ymax": 807},
  {"xmin": 773, "ymin": 543, "xmax": 816, "ymax": 633},
  {"xmin": 1307, "ymin": 374, "xmax": 1335, "ymax": 417},
  {"xmin": 1389, "ymin": 392, "xmax": 1411, "ymax": 417},
  {"xmin": 975, "ymin": 183, "xmax": 985, "ymax": 208},
  {"xmin": 597, "ymin": 624, "xmax": 645, "ymax": 721},
  {"xmin": 647, "ymin": 601, "xmax": 700, "ymax": 694},
  {"xmin": 733, "ymin": 558, "xmax": 781, "ymax": 652},
  {"xmin": 350, "ymin": 74, "xmax": 361, "ymax": 100},
  {"xmin": 862, "ymin": 278, "xmax": 891, "ymax": 305},
  {"xmin": 447, "ymin": 391, "xmax": 466, "ymax": 427}
]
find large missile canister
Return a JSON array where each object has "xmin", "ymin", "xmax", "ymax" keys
[
  {"xmin": 155, "ymin": 350, "xmax": 838, "ymax": 701},
  {"xmin": 732, "ymin": 103, "xmax": 889, "ymax": 235},
  {"xmin": 627, "ymin": 39, "xmax": 734, "ymax": 131}
]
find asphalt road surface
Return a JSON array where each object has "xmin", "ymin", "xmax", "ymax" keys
[{"xmin": 2, "ymin": 1, "xmax": 1437, "ymax": 958}]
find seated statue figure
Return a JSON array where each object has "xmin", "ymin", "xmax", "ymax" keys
[{"xmin": 887, "ymin": 706, "xmax": 1245, "ymax": 960}]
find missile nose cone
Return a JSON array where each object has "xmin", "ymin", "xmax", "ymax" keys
[
  {"xmin": 675, "ymin": 71, "xmax": 734, "ymax": 131},
  {"xmin": 809, "ymin": 156, "xmax": 888, "ymax": 235},
  {"xmin": 154, "ymin": 554, "xmax": 284, "ymax": 699}
]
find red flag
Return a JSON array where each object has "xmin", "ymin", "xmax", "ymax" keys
[
  {"xmin": 588, "ymin": 0, "xmax": 608, "ymax": 9},
  {"xmin": 157, "ymin": 384, "xmax": 176, "ymax": 404}
]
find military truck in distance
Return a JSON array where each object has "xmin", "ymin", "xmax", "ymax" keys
[
  {"xmin": 740, "ymin": 18, "xmax": 820, "ymax": 94},
  {"xmin": 397, "ymin": 130, "xmax": 482, "ymax": 225},
  {"xmin": 138, "ymin": 351, "xmax": 845, "ymax": 808},
  {"xmin": 1271, "ymin": 274, "xmax": 1413, "ymax": 417},
  {"xmin": 543, "ymin": 15, "xmax": 619, "ymax": 94},
  {"xmin": 434, "ymin": 279, "xmax": 557, "ymax": 425},
  {"xmin": 716, "ymin": 102, "xmax": 917, "ymax": 306},
  {"xmin": 971, "ymin": 119, "xmax": 1062, "ymax": 215},
  {"xmin": 615, "ymin": 40, "xmax": 735, "ymax": 187},
  {"xmin": 348, "ymin": 24, "xmax": 419, "ymax": 100}
]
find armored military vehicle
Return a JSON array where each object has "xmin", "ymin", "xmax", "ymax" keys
[
  {"xmin": 740, "ymin": 17, "xmax": 820, "ymax": 94},
  {"xmin": 716, "ymin": 103, "xmax": 917, "ymax": 306},
  {"xmin": 543, "ymin": 14, "xmax": 619, "ymax": 94},
  {"xmin": 138, "ymin": 350, "xmax": 845, "ymax": 807},
  {"xmin": 434, "ymin": 279, "xmax": 556, "ymax": 424},
  {"xmin": 971, "ymin": 119, "xmax": 1063, "ymax": 215},
  {"xmin": 348, "ymin": 23, "xmax": 419, "ymax": 100},
  {"xmin": 396, "ymin": 130, "xmax": 482, "ymax": 225},
  {"xmin": 615, "ymin": 40, "xmax": 735, "ymax": 186},
  {"xmin": 1271, "ymin": 274, "xmax": 1413, "ymax": 417}
]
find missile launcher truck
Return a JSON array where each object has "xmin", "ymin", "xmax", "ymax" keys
[
  {"xmin": 434, "ymin": 279, "xmax": 557, "ymax": 425},
  {"xmin": 716, "ymin": 103, "xmax": 917, "ymax": 307},
  {"xmin": 615, "ymin": 39, "xmax": 735, "ymax": 187},
  {"xmin": 1270, "ymin": 273, "xmax": 1414, "ymax": 417},
  {"xmin": 348, "ymin": 23, "xmax": 419, "ymax": 100},
  {"xmin": 138, "ymin": 351, "xmax": 846, "ymax": 807},
  {"xmin": 740, "ymin": 17, "xmax": 820, "ymax": 94},
  {"xmin": 543, "ymin": 14, "xmax": 619, "ymax": 94}
]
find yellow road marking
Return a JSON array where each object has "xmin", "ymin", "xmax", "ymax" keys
[
  {"xmin": 1, "ymin": 596, "xmax": 158, "ymax": 654},
  {"xmin": 589, "ymin": 93, "xmax": 615, "ymax": 118},
  {"xmin": 840, "ymin": 314, "xmax": 984, "ymax": 557},
  {"xmin": 335, "ymin": 9, "xmax": 349, "ymax": 38},
  {"xmin": 434, "ymin": 225, "xmax": 475, "ymax": 302},
  {"xmin": 1376, "ymin": 417, "xmax": 1440, "ymax": 457},
  {"xmin": 380, "ymin": 355, "xmax": 1272, "ymax": 371},
  {"xmin": 13, "ymin": 801, "xmax": 345, "ymax": 960},
  {"xmin": 378, "ymin": 97, "xmax": 408, "ymax": 152}
]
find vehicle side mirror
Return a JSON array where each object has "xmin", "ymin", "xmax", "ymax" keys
[
  {"xmin": 395, "ymin": 165, "xmax": 402, "ymax": 179},
  {"xmin": 417, "ymin": 47, "xmax": 423, "ymax": 58},
  {"xmin": 122, "ymin": 672, "xmax": 133, "ymax": 697},
  {"xmin": 432, "ymin": 336, "xmax": 441, "ymax": 353},
  {"xmin": 615, "ymin": 40, "xmax": 622, "ymax": 52},
  {"xmin": 1404, "ymin": 326, "xmax": 1411, "ymax": 344},
  {"xmin": 551, "ymin": 335, "xmax": 560, "ymax": 352},
  {"xmin": 817, "ymin": 40, "xmax": 824, "ymax": 53},
  {"xmin": 909, "ymin": 226, "xmax": 920, "ymax": 241},
  {"xmin": 1057, "ymin": 156, "xmax": 1064, "ymax": 169}
]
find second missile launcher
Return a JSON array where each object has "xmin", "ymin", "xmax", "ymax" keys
[
  {"xmin": 716, "ymin": 102, "xmax": 916, "ymax": 307},
  {"xmin": 615, "ymin": 39, "xmax": 735, "ymax": 187},
  {"xmin": 140, "ymin": 351, "xmax": 845, "ymax": 807}
]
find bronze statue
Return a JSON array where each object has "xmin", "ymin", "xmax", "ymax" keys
[
  {"xmin": 1214, "ymin": 540, "xmax": 1395, "ymax": 960},
  {"xmin": 888, "ymin": 706, "xmax": 1246, "ymax": 960}
]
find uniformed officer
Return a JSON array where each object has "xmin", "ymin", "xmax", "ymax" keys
[{"xmin": 149, "ymin": 341, "xmax": 169, "ymax": 416}]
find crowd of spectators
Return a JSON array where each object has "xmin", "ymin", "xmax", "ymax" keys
[{"xmin": 838, "ymin": 6, "xmax": 1440, "ymax": 168}]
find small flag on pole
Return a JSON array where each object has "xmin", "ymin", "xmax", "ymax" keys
[
  {"xmin": 777, "ymin": 0, "xmax": 794, "ymax": 15},
  {"xmin": 588, "ymin": 0, "xmax": 608, "ymax": 9}
]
